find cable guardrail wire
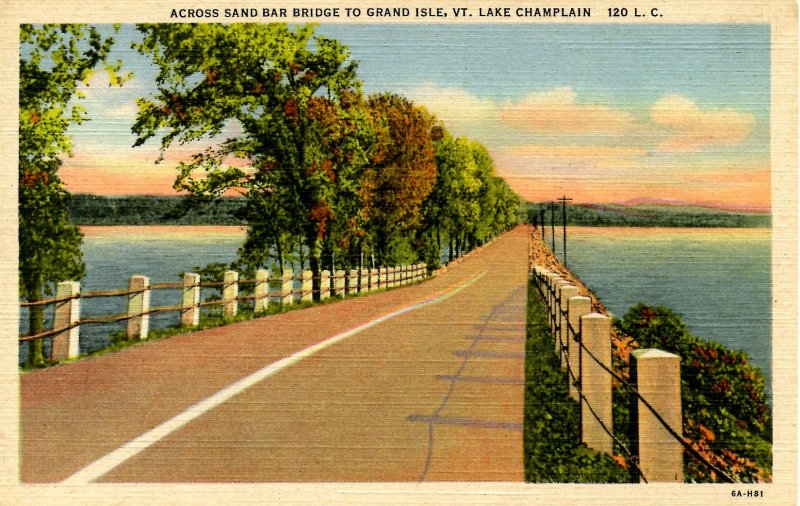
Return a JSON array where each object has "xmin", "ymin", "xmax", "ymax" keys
[
  {"xmin": 19, "ymin": 266, "xmax": 429, "ymax": 345},
  {"xmin": 533, "ymin": 268, "xmax": 737, "ymax": 484},
  {"xmin": 557, "ymin": 322, "xmax": 649, "ymax": 483},
  {"xmin": 20, "ymin": 286, "xmax": 149, "ymax": 307}
]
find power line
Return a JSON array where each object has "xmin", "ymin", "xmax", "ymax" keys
[{"xmin": 556, "ymin": 196, "xmax": 572, "ymax": 265}]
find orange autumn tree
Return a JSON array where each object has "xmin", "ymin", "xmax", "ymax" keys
[{"xmin": 360, "ymin": 93, "xmax": 438, "ymax": 266}]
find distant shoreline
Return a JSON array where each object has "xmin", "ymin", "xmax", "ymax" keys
[{"xmin": 68, "ymin": 194, "xmax": 772, "ymax": 228}]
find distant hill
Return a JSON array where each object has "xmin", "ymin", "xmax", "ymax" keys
[
  {"xmin": 69, "ymin": 194, "xmax": 246, "ymax": 225},
  {"xmin": 619, "ymin": 196, "xmax": 770, "ymax": 214},
  {"xmin": 526, "ymin": 201, "xmax": 770, "ymax": 228},
  {"xmin": 69, "ymin": 194, "xmax": 771, "ymax": 228}
]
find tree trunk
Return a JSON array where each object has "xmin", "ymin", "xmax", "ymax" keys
[
  {"xmin": 305, "ymin": 232, "xmax": 322, "ymax": 302},
  {"xmin": 275, "ymin": 236, "xmax": 284, "ymax": 276},
  {"xmin": 448, "ymin": 236, "xmax": 454, "ymax": 262},
  {"xmin": 26, "ymin": 283, "xmax": 45, "ymax": 367}
]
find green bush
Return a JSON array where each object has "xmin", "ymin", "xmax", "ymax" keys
[{"xmin": 616, "ymin": 304, "xmax": 771, "ymax": 482}]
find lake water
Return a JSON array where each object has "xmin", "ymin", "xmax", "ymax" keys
[
  {"xmin": 548, "ymin": 227, "xmax": 772, "ymax": 396},
  {"xmin": 21, "ymin": 226, "xmax": 773, "ymax": 399},
  {"xmin": 19, "ymin": 226, "xmax": 247, "ymax": 364}
]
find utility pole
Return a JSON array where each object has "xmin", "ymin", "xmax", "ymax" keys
[
  {"xmin": 549, "ymin": 202, "xmax": 556, "ymax": 250},
  {"xmin": 557, "ymin": 195, "xmax": 573, "ymax": 264},
  {"xmin": 539, "ymin": 207, "xmax": 546, "ymax": 239}
]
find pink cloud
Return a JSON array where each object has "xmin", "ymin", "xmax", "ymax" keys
[
  {"xmin": 651, "ymin": 95, "xmax": 755, "ymax": 152},
  {"xmin": 498, "ymin": 87, "xmax": 639, "ymax": 134}
]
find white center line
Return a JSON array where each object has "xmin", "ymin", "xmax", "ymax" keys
[{"xmin": 62, "ymin": 269, "xmax": 488, "ymax": 484}]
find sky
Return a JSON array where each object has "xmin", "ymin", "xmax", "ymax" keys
[{"xmin": 57, "ymin": 23, "xmax": 771, "ymax": 210}]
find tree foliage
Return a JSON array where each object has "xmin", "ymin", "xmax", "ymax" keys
[
  {"xmin": 19, "ymin": 24, "xmax": 127, "ymax": 366},
  {"xmin": 133, "ymin": 23, "xmax": 371, "ymax": 293},
  {"xmin": 359, "ymin": 93, "xmax": 438, "ymax": 265},
  {"xmin": 422, "ymin": 130, "xmax": 522, "ymax": 265},
  {"xmin": 132, "ymin": 23, "xmax": 522, "ymax": 293}
]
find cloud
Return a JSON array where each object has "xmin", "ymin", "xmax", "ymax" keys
[
  {"xmin": 105, "ymin": 101, "xmax": 140, "ymax": 119},
  {"xmin": 504, "ymin": 144, "xmax": 647, "ymax": 159},
  {"xmin": 498, "ymin": 87, "xmax": 639, "ymax": 134},
  {"xmin": 650, "ymin": 95, "xmax": 755, "ymax": 152},
  {"xmin": 494, "ymin": 144, "xmax": 649, "ymax": 179},
  {"xmin": 400, "ymin": 84, "xmax": 499, "ymax": 128}
]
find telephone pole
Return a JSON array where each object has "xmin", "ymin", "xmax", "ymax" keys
[
  {"xmin": 549, "ymin": 202, "xmax": 556, "ymax": 250},
  {"xmin": 539, "ymin": 207, "xmax": 546, "ymax": 239},
  {"xmin": 557, "ymin": 195, "xmax": 573, "ymax": 264}
]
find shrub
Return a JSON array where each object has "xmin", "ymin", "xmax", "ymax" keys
[{"xmin": 615, "ymin": 304, "xmax": 771, "ymax": 482}]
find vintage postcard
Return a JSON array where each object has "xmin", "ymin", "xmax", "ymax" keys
[{"xmin": 1, "ymin": 0, "xmax": 796, "ymax": 504}]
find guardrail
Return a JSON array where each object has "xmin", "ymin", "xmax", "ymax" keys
[
  {"xmin": 19, "ymin": 264, "xmax": 429, "ymax": 362},
  {"xmin": 530, "ymin": 247, "xmax": 736, "ymax": 483}
]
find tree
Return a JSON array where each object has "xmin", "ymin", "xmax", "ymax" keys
[
  {"xmin": 360, "ymin": 93, "xmax": 438, "ymax": 265},
  {"xmin": 19, "ymin": 24, "xmax": 127, "ymax": 366},
  {"xmin": 425, "ymin": 133, "xmax": 483, "ymax": 261},
  {"xmin": 132, "ymin": 23, "xmax": 368, "ymax": 298}
]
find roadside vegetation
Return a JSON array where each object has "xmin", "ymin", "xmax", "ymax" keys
[
  {"xmin": 19, "ymin": 23, "xmax": 523, "ymax": 367},
  {"xmin": 525, "ymin": 278, "xmax": 772, "ymax": 483},
  {"xmin": 612, "ymin": 304, "xmax": 772, "ymax": 482},
  {"xmin": 524, "ymin": 281, "xmax": 628, "ymax": 482}
]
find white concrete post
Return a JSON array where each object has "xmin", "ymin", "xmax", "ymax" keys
[
  {"xmin": 52, "ymin": 281, "xmax": 80, "ymax": 360},
  {"xmin": 222, "ymin": 270, "xmax": 238, "ymax": 317},
  {"xmin": 359, "ymin": 269, "xmax": 369, "ymax": 293},
  {"xmin": 127, "ymin": 275, "xmax": 150, "ymax": 340},
  {"xmin": 580, "ymin": 313, "xmax": 613, "ymax": 454},
  {"xmin": 300, "ymin": 270, "xmax": 313, "ymax": 303},
  {"xmin": 559, "ymin": 285, "xmax": 579, "ymax": 370},
  {"xmin": 347, "ymin": 269, "xmax": 358, "ymax": 295},
  {"xmin": 631, "ymin": 349, "xmax": 684, "ymax": 482},
  {"xmin": 567, "ymin": 296, "xmax": 592, "ymax": 401},
  {"xmin": 320, "ymin": 270, "xmax": 331, "ymax": 301},
  {"xmin": 281, "ymin": 269, "xmax": 293, "ymax": 306},
  {"xmin": 181, "ymin": 272, "xmax": 201, "ymax": 326},
  {"xmin": 333, "ymin": 270, "xmax": 346, "ymax": 297},
  {"xmin": 370, "ymin": 268, "xmax": 379, "ymax": 292},
  {"xmin": 254, "ymin": 269, "xmax": 269, "ymax": 312}
]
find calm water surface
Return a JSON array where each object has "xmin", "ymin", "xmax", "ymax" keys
[
  {"xmin": 549, "ymin": 227, "xmax": 771, "ymax": 395},
  {"xmin": 20, "ymin": 226, "xmax": 246, "ymax": 363},
  {"xmin": 23, "ymin": 225, "xmax": 773, "ymax": 399}
]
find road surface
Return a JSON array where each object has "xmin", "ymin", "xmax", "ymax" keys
[{"xmin": 21, "ymin": 226, "xmax": 529, "ymax": 483}]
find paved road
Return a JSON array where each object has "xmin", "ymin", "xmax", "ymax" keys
[{"xmin": 21, "ymin": 226, "xmax": 529, "ymax": 483}]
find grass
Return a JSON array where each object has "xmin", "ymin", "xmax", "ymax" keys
[{"xmin": 523, "ymin": 280, "xmax": 629, "ymax": 483}]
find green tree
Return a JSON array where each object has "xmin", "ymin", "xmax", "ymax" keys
[
  {"xmin": 426, "ymin": 133, "xmax": 483, "ymax": 261},
  {"xmin": 132, "ymin": 23, "xmax": 369, "ymax": 298},
  {"xmin": 19, "ymin": 24, "xmax": 127, "ymax": 366}
]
